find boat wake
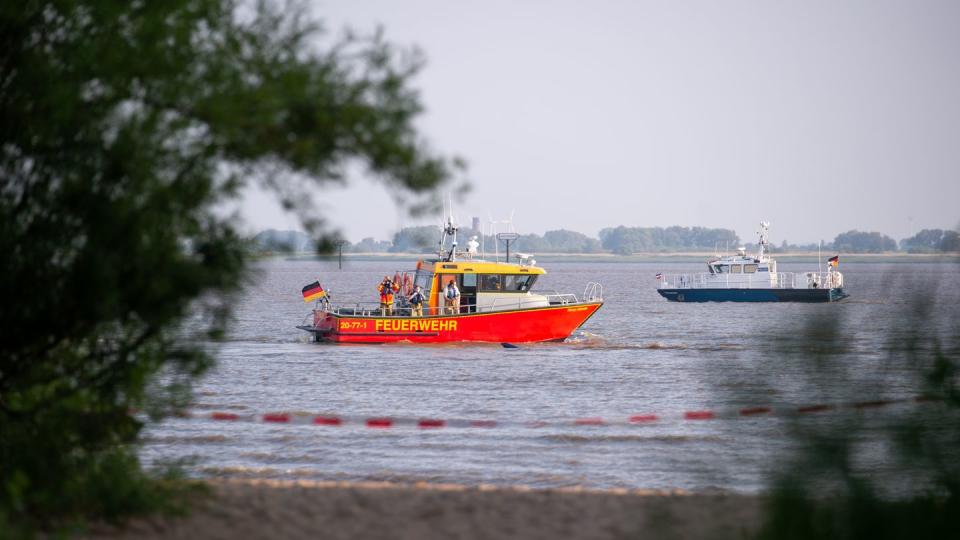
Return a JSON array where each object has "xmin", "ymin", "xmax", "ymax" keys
[
  {"xmin": 542, "ymin": 434, "xmax": 727, "ymax": 444},
  {"xmin": 641, "ymin": 342, "xmax": 688, "ymax": 350},
  {"xmin": 566, "ymin": 332, "xmax": 691, "ymax": 351}
]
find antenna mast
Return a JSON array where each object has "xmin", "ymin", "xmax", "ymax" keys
[
  {"xmin": 438, "ymin": 196, "xmax": 459, "ymax": 261},
  {"xmin": 757, "ymin": 221, "xmax": 770, "ymax": 260},
  {"xmin": 487, "ymin": 213, "xmax": 515, "ymax": 262}
]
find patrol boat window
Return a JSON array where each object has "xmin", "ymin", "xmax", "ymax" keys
[
  {"xmin": 730, "ymin": 264, "xmax": 742, "ymax": 273},
  {"xmin": 744, "ymin": 264, "xmax": 758, "ymax": 273}
]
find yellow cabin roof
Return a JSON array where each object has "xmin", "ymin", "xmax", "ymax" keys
[{"xmin": 425, "ymin": 260, "xmax": 546, "ymax": 275}]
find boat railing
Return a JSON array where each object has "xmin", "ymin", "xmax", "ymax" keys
[
  {"xmin": 543, "ymin": 293, "xmax": 579, "ymax": 305},
  {"xmin": 583, "ymin": 281, "xmax": 603, "ymax": 301},
  {"xmin": 317, "ymin": 302, "xmax": 460, "ymax": 317},
  {"xmin": 312, "ymin": 290, "xmax": 602, "ymax": 319},
  {"xmin": 657, "ymin": 271, "xmax": 843, "ymax": 290},
  {"xmin": 805, "ymin": 271, "xmax": 843, "ymax": 289}
]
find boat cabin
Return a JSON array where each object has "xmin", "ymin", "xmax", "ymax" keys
[
  {"xmin": 708, "ymin": 259, "xmax": 777, "ymax": 275},
  {"xmin": 653, "ymin": 222, "xmax": 847, "ymax": 301},
  {"xmin": 413, "ymin": 260, "xmax": 547, "ymax": 313}
]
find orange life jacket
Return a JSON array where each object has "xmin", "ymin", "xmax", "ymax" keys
[{"xmin": 378, "ymin": 281, "xmax": 398, "ymax": 303}]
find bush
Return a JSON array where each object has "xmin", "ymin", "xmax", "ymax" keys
[{"xmin": 1, "ymin": 0, "xmax": 455, "ymax": 534}]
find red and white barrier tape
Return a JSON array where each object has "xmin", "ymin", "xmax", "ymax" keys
[{"xmin": 164, "ymin": 396, "xmax": 938, "ymax": 430}]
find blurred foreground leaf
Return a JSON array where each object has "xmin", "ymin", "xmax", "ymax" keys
[
  {"xmin": 0, "ymin": 0, "xmax": 457, "ymax": 534},
  {"xmin": 755, "ymin": 274, "xmax": 960, "ymax": 539}
]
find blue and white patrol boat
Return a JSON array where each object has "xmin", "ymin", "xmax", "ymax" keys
[{"xmin": 656, "ymin": 222, "xmax": 849, "ymax": 303}]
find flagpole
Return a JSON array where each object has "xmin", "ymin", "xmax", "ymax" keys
[{"xmin": 818, "ymin": 241, "xmax": 822, "ymax": 274}]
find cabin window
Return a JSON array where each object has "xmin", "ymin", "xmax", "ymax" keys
[
  {"xmin": 414, "ymin": 270, "xmax": 433, "ymax": 296},
  {"xmin": 730, "ymin": 264, "xmax": 742, "ymax": 273},
  {"xmin": 439, "ymin": 275, "xmax": 459, "ymax": 292},
  {"xmin": 715, "ymin": 265, "xmax": 725, "ymax": 274},
  {"xmin": 503, "ymin": 274, "xmax": 538, "ymax": 292},
  {"xmin": 480, "ymin": 274, "xmax": 502, "ymax": 291},
  {"xmin": 744, "ymin": 264, "xmax": 758, "ymax": 273},
  {"xmin": 462, "ymin": 273, "xmax": 477, "ymax": 287}
]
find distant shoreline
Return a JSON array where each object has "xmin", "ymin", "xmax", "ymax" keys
[{"xmin": 270, "ymin": 251, "xmax": 960, "ymax": 264}]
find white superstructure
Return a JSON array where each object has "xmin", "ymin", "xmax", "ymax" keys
[{"xmin": 657, "ymin": 222, "xmax": 844, "ymax": 291}]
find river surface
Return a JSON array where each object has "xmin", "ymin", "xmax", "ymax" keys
[{"xmin": 140, "ymin": 258, "xmax": 960, "ymax": 492}]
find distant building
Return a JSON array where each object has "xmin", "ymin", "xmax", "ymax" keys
[{"xmin": 472, "ymin": 217, "xmax": 480, "ymax": 231}]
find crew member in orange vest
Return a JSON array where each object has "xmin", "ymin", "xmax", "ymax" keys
[{"xmin": 378, "ymin": 276, "xmax": 400, "ymax": 316}]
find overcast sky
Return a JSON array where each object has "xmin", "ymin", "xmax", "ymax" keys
[{"xmin": 240, "ymin": 0, "xmax": 960, "ymax": 245}]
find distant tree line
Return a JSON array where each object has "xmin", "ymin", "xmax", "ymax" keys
[
  {"xmin": 252, "ymin": 226, "xmax": 960, "ymax": 255},
  {"xmin": 832, "ymin": 230, "xmax": 899, "ymax": 253},
  {"xmin": 899, "ymin": 228, "xmax": 960, "ymax": 253},
  {"xmin": 389, "ymin": 226, "xmax": 602, "ymax": 254},
  {"xmin": 252, "ymin": 230, "xmax": 316, "ymax": 253},
  {"xmin": 598, "ymin": 226, "xmax": 740, "ymax": 255}
]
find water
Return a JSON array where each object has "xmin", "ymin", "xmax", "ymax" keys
[{"xmin": 140, "ymin": 258, "xmax": 960, "ymax": 492}]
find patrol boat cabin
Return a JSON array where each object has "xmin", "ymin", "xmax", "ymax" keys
[
  {"xmin": 298, "ymin": 218, "xmax": 603, "ymax": 343},
  {"xmin": 656, "ymin": 222, "xmax": 849, "ymax": 303}
]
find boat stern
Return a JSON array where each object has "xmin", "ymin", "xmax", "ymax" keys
[
  {"xmin": 829, "ymin": 288, "xmax": 850, "ymax": 302},
  {"xmin": 297, "ymin": 309, "xmax": 337, "ymax": 341}
]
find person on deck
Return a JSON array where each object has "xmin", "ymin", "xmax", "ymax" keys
[
  {"xmin": 378, "ymin": 276, "xmax": 399, "ymax": 316},
  {"xmin": 444, "ymin": 279, "xmax": 460, "ymax": 315},
  {"xmin": 408, "ymin": 285, "xmax": 425, "ymax": 317}
]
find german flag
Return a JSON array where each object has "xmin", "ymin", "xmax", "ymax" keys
[
  {"xmin": 302, "ymin": 281, "xmax": 326, "ymax": 302},
  {"xmin": 828, "ymin": 255, "xmax": 839, "ymax": 267}
]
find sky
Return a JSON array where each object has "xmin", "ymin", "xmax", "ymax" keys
[{"xmin": 240, "ymin": 0, "xmax": 960, "ymax": 245}]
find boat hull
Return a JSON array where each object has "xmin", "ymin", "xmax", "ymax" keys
[
  {"xmin": 298, "ymin": 302, "xmax": 603, "ymax": 343},
  {"xmin": 657, "ymin": 288, "xmax": 848, "ymax": 303}
]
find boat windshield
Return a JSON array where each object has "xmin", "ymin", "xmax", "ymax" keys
[
  {"xmin": 478, "ymin": 274, "xmax": 539, "ymax": 292},
  {"xmin": 503, "ymin": 274, "xmax": 538, "ymax": 292},
  {"xmin": 413, "ymin": 269, "xmax": 433, "ymax": 297}
]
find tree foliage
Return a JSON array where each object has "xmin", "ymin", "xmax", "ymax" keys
[
  {"xmin": 0, "ymin": 0, "xmax": 456, "ymax": 531},
  {"xmin": 350, "ymin": 236, "xmax": 393, "ymax": 253},
  {"xmin": 252, "ymin": 229, "xmax": 315, "ymax": 253},
  {"xmin": 539, "ymin": 229, "xmax": 602, "ymax": 253},
  {"xmin": 832, "ymin": 230, "xmax": 898, "ymax": 253},
  {"xmin": 755, "ymin": 279, "xmax": 960, "ymax": 539},
  {"xmin": 387, "ymin": 226, "xmax": 604, "ymax": 254},
  {"xmin": 391, "ymin": 225, "xmax": 441, "ymax": 253},
  {"xmin": 900, "ymin": 229, "xmax": 960, "ymax": 253},
  {"xmin": 598, "ymin": 226, "xmax": 739, "ymax": 254}
]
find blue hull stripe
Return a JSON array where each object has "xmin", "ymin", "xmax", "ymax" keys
[{"xmin": 657, "ymin": 288, "xmax": 848, "ymax": 303}]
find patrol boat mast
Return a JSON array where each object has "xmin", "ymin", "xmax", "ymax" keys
[{"xmin": 756, "ymin": 221, "xmax": 770, "ymax": 261}]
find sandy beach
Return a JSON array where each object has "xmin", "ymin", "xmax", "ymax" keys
[{"xmin": 85, "ymin": 480, "xmax": 763, "ymax": 540}]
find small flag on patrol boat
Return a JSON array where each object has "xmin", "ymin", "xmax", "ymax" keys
[
  {"xmin": 828, "ymin": 255, "xmax": 839, "ymax": 268},
  {"xmin": 302, "ymin": 281, "xmax": 326, "ymax": 302},
  {"xmin": 655, "ymin": 273, "xmax": 663, "ymax": 280}
]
